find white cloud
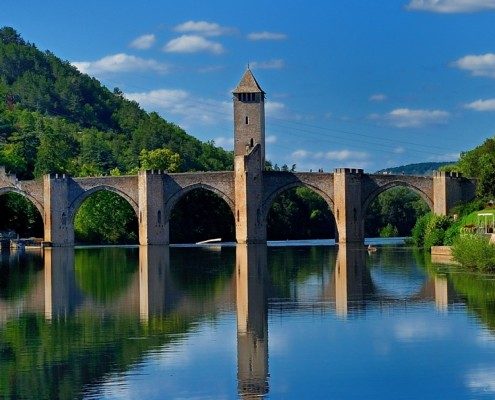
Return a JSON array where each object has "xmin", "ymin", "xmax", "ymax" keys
[
  {"xmin": 174, "ymin": 20, "xmax": 232, "ymax": 36},
  {"xmin": 393, "ymin": 146, "xmax": 405, "ymax": 154},
  {"xmin": 247, "ymin": 31, "xmax": 287, "ymax": 41},
  {"xmin": 369, "ymin": 93, "xmax": 387, "ymax": 102},
  {"xmin": 198, "ymin": 65, "xmax": 225, "ymax": 73},
  {"xmin": 164, "ymin": 35, "xmax": 224, "ymax": 54},
  {"xmin": 372, "ymin": 108, "xmax": 450, "ymax": 128},
  {"xmin": 453, "ymin": 53, "xmax": 495, "ymax": 78},
  {"xmin": 213, "ymin": 136, "xmax": 234, "ymax": 149},
  {"xmin": 126, "ymin": 89, "xmax": 189, "ymax": 109},
  {"xmin": 326, "ymin": 150, "xmax": 368, "ymax": 160},
  {"xmin": 129, "ymin": 34, "xmax": 156, "ymax": 50},
  {"xmin": 292, "ymin": 149, "xmax": 311, "ymax": 159},
  {"xmin": 292, "ymin": 149, "xmax": 369, "ymax": 161},
  {"xmin": 265, "ymin": 101, "xmax": 286, "ymax": 117},
  {"xmin": 72, "ymin": 53, "xmax": 169, "ymax": 76},
  {"xmin": 407, "ymin": 0, "xmax": 495, "ymax": 13},
  {"xmin": 465, "ymin": 98, "xmax": 495, "ymax": 111},
  {"xmin": 125, "ymin": 88, "xmax": 229, "ymax": 125},
  {"xmin": 266, "ymin": 135, "xmax": 277, "ymax": 144},
  {"xmin": 250, "ymin": 59, "xmax": 285, "ymax": 70}
]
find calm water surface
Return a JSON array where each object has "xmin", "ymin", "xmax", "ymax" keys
[{"xmin": 1, "ymin": 241, "xmax": 495, "ymax": 399}]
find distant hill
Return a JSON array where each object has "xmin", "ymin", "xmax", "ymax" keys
[{"xmin": 375, "ymin": 162, "xmax": 454, "ymax": 176}]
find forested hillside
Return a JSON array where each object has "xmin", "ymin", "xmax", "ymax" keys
[
  {"xmin": 0, "ymin": 26, "xmax": 232, "ymax": 179},
  {"xmin": 376, "ymin": 162, "xmax": 453, "ymax": 176}
]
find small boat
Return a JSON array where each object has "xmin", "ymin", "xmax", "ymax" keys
[
  {"xmin": 367, "ymin": 244, "xmax": 377, "ymax": 252},
  {"xmin": 196, "ymin": 238, "xmax": 222, "ymax": 245}
]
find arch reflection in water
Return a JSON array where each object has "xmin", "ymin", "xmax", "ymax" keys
[
  {"xmin": 42, "ymin": 246, "xmax": 237, "ymax": 321},
  {"xmin": 236, "ymin": 244, "xmax": 269, "ymax": 399}
]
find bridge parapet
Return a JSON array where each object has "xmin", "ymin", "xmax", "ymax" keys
[
  {"xmin": 334, "ymin": 168, "xmax": 363, "ymax": 174},
  {"xmin": 433, "ymin": 170, "xmax": 462, "ymax": 178}
]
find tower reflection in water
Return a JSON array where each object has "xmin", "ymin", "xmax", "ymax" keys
[
  {"xmin": 333, "ymin": 244, "xmax": 370, "ymax": 317},
  {"xmin": 236, "ymin": 244, "xmax": 269, "ymax": 399}
]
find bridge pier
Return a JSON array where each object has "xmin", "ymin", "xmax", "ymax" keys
[
  {"xmin": 235, "ymin": 146, "xmax": 266, "ymax": 244},
  {"xmin": 433, "ymin": 171, "xmax": 475, "ymax": 216},
  {"xmin": 43, "ymin": 174, "xmax": 74, "ymax": 246},
  {"xmin": 138, "ymin": 171, "xmax": 168, "ymax": 245},
  {"xmin": 334, "ymin": 168, "xmax": 364, "ymax": 244}
]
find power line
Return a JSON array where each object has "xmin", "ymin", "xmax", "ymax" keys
[{"xmin": 101, "ymin": 77, "xmax": 460, "ymax": 159}]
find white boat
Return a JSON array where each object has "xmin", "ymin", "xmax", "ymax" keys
[{"xmin": 195, "ymin": 238, "xmax": 222, "ymax": 244}]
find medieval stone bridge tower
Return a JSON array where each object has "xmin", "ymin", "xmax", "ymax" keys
[{"xmin": 0, "ymin": 69, "xmax": 476, "ymax": 246}]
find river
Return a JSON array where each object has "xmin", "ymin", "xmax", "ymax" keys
[{"xmin": 1, "ymin": 241, "xmax": 495, "ymax": 399}]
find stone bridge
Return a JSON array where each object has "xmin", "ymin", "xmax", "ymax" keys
[
  {"xmin": 0, "ymin": 69, "xmax": 477, "ymax": 245},
  {"xmin": 0, "ymin": 164, "xmax": 475, "ymax": 246}
]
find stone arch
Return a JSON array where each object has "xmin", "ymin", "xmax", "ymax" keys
[
  {"xmin": 68, "ymin": 185, "xmax": 139, "ymax": 224},
  {"xmin": 262, "ymin": 182, "xmax": 335, "ymax": 220},
  {"xmin": 164, "ymin": 183, "xmax": 235, "ymax": 222},
  {"xmin": 362, "ymin": 181, "xmax": 433, "ymax": 216},
  {"xmin": 0, "ymin": 187, "xmax": 45, "ymax": 222},
  {"xmin": 262, "ymin": 181, "xmax": 338, "ymax": 239}
]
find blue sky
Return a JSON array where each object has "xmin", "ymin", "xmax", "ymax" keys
[{"xmin": 4, "ymin": 0, "xmax": 495, "ymax": 171}]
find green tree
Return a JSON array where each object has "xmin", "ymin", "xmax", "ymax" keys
[
  {"xmin": 139, "ymin": 147, "xmax": 180, "ymax": 172},
  {"xmin": 74, "ymin": 191, "xmax": 137, "ymax": 244},
  {"xmin": 77, "ymin": 128, "xmax": 115, "ymax": 175},
  {"xmin": 34, "ymin": 121, "xmax": 77, "ymax": 176},
  {"xmin": 365, "ymin": 187, "xmax": 429, "ymax": 237},
  {"xmin": 380, "ymin": 223, "xmax": 399, "ymax": 237}
]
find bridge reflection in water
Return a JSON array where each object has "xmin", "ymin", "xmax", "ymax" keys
[{"xmin": 0, "ymin": 244, "xmax": 458, "ymax": 399}]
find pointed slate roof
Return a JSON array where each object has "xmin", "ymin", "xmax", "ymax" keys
[{"xmin": 233, "ymin": 69, "xmax": 265, "ymax": 94}]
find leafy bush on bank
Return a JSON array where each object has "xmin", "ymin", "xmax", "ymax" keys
[
  {"xmin": 452, "ymin": 234, "xmax": 495, "ymax": 271},
  {"xmin": 411, "ymin": 200, "xmax": 491, "ymax": 250},
  {"xmin": 412, "ymin": 213, "xmax": 454, "ymax": 249}
]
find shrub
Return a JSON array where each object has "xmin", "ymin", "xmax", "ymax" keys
[
  {"xmin": 450, "ymin": 198, "xmax": 485, "ymax": 218},
  {"xmin": 452, "ymin": 234, "xmax": 495, "ymax": 271},
  {"xmin": 423, "ymin": 215, "xmax": 453, "ymax": 250},
  {"xmin": 412, "ymin": 213, "xmax": 431, "ymax": 247},
  {"xmin": 379, "ymin": 223, "xmax": 399, "ymax": 238},
  {"xmin": 443, "ymin": 218, "xmax": 464, "ymax": 245},
  {"xmin": 424, "ymin": 228, "xmax": 445, "ymax": 249}
]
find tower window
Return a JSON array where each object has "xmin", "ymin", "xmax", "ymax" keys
[
  {"xmin": 245, "ymin": 116, "xmax": 249, "ymax": 124},
  {"xmin": 250, "ymin": 138, "xmax": 254, "ymax": 147}
]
